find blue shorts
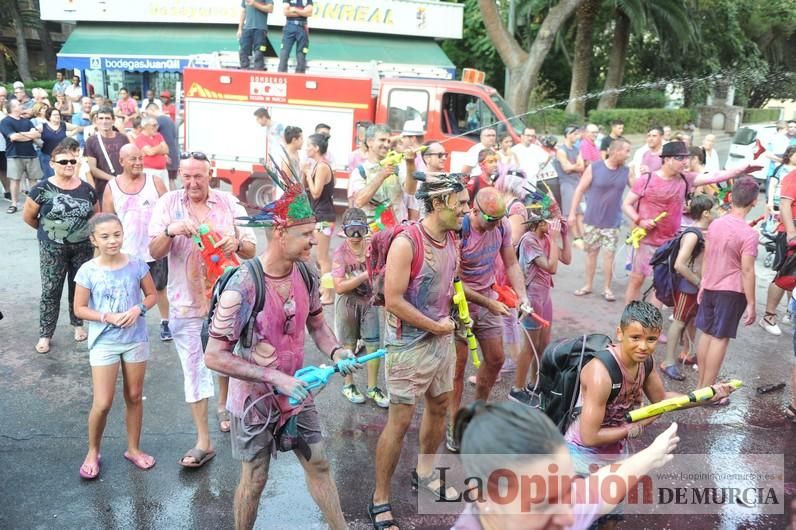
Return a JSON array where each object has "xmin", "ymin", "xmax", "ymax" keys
[{"xmin": 695, "ymin": 289, "xmax": 746, "ymax": 339}]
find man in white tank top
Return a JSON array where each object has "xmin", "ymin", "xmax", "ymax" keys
[{"xmin": 102, "ymin": 144, "xmax": 171, "ymax": 340}]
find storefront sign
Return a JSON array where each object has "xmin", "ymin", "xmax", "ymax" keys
[
  {"xmin": 58, "ymin": 55, "xmax": 188, "ymax": 72},
  {"xmin": 41, "ymin": 0, "xmax": 463, "ymax": 39}
]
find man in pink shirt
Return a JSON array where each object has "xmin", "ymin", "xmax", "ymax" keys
[
  {"xmin": 579, "ymin": 123, "xmax": 602, "ymax": 164},
  {"xmin": 695, "ymin": 177, "xmax": 759, "ymax": 397},
  {"xmin": 148, "ymin": 152, "xmax": 257, "ymax": 466}
]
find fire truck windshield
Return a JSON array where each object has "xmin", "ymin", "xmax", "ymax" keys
[{"xmin": 489, "ymin": 94, "xmax": 525, "ymax": 135}]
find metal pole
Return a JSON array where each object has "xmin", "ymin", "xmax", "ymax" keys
[{"xmin": 504, "ymin": 0, "xmax": 516, "ymax": 95}]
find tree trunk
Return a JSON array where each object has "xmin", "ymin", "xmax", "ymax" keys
[
  {"xmin": 597, "ymin": 9, "xmax": 630, "ymax": 110},
  {"xmin": 479, "ymin": 0, "xmax": 584, "ymax": 114},
  {"xmin": 565, "ymin": 0, "xmax": 600, "ymax": 116},
  {"xmin": 33, "ymin": 0, "xmax": 57, "ymax": 78},
  {"xmin": 8, "ymin": 0, "xmax": 32, "ymax": 82}
]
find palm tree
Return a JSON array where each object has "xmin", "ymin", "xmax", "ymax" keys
[
  {"xmin": 0, "ymin": 0, "xmax": 34, "ymax": 81},
  {"xmin": 597, "ymin": 0, "xmax": 696, "ymax": 109},
  {"xmin": 565, "ymin": 0, "xmax": 601, "ymax": 116}
]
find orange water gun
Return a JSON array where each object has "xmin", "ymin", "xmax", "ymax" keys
[
  {"xmin": 194, "ymin": 224, "xmax": 240, "ymax": 291},
  {"xmin": 492, "ymin": 284, "xmax": 550, "ymax": 327}
]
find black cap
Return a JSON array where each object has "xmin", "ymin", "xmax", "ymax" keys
[{"xmin": 660, "ymin": 141, "xmax": 689, "ymax": 158}]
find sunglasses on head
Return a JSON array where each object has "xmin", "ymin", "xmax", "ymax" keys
[
  {"xmin": 343, "ymin": 222, "xmax": 369, "ymax": 238},
  {"xmin": 180, "ymin": 151, "xmax": 208, "ymax": 161},
  {"xmin": 53, "ymin": 159, "xmax": 78, "ymax": 166}
]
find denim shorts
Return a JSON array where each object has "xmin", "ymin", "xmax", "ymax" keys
[{"xmin": 89, "ymin": 341, "xmax": 149, "ymax": 367}]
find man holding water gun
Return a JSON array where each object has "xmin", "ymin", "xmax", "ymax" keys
[
  {"xmin": 149, "ymin": 152, "xmax": 256, "ymax": 466},
  {"xmin": 621, "ymin": 141, "xmax": 760, "ymax": 306},
  {"xmin": 446, "ymin": 187, "xmax": 529, "ymax": 453},
  {"xmin": 204, "ymin": 184, "xmax": 357, "ymax": 530}
]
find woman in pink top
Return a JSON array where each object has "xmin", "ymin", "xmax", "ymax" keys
[{"xmin": 450, "ymin": 401, "xmax": 683, "ymax": 530}]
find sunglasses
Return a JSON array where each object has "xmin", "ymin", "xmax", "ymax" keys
[
  {"xmin": 53, "ymin": 159, "xmax": 78, "ymax": 166},
  {"xmin": 283, "ymin": 297, "xmax": 296, "ymax": 335},
  {"xmin": 425, "ymin": 152, "xmax": 448, "ymax": 158},
  {"xmin": 180, "ymin": 151, "xmax": 209, "ymax": 161},
  {"xmin": 671, "ymin": 155, "xmax": 689, "ymax": 161},
  {"xmin": 343, "ymin": 222, "xmax": 369, "ymax": 238}
]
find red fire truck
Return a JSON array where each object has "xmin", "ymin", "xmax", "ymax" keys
[{"xmin": 182, "ymin": 67, "xmax": 525, "ymax": 207}]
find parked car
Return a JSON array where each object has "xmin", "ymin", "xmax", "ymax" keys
[{"xmin": 725, "ymin": 123, "xmax": 778, "ymax": 184}]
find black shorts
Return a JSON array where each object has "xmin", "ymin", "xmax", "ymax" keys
[
  {"xmin": 0, "ymin": 151, "xmax": 7, "ymax": 172},
  {"xmin": 147, "ymin": 258, "xmax": 168, "ymax": 291},
  {"xmin": 696, "ymin": 289, "xmax": 746, "ymax": 339}
]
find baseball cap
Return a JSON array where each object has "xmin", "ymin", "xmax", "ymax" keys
[
  {"xmin": 12, "ymin": 81, "xmax": 24, "ymax": 89},
  {"xmin": 660, "ymin": 141, "xmax": 689, "ymax": 158},
  {"xmin": 160, "ymin": 90, "xmax": 171, "ymax": 98}
]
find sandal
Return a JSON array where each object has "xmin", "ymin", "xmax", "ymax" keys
[
  {"xmin": 678, "ymin": 351, "xmax": 697, "ymax": 365},
  {"xmin": 79, "ymin": 454, "xmax": 101, "ymax": 480},
  {"xmin": 368, "ymin": 495, "xmax": 400, "ymax": 530},
  {"xmin": 6, "ymin": 205, "xmax": 17, "ymax": 214},
  {"xmin": 35, "ymin": 338, "xmax": 51, "ymax": 354},
  {"xmin": 124, "ymin": 450, "xmax": 156, "ymax": 470},
  {"xmin": 660, "ymin": 363, "xmax": 686, "ymax": 382},
  {"xmin": 74, "ymin": 326, "xmax": 88, "ymax": 342},
  {"xmin": 786, "ymin": 404, "xmax": 796, "ymax": 423},
  {"xmin": 574, "ymin": 287, "xmax": 592, "ymax": 297},
  {"xmin": 217, "ymin": 410, "xmax": 231, "ymax": 433},
  {"xmin": 411, "ymin": 468, "xmax": 459, "ymax": 501},
  {"xmin": 603, "ymin": 290, "xmax": 617, "ymax": 302},
  {"xmin": 179, "ymin": 447, "xmax": 216, "ymax": 468}
]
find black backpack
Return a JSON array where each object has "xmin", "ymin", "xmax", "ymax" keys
[
  {"xmin": 200, "ymin": 259, "xmax": 316, "ymax": 352},
  {"xmin": 645, "ymin": 227, "xmax": 704, "ymax": 307},
  {"xmin": 531, "ymin": 334, "xmax": 653, "ymax": 434}
]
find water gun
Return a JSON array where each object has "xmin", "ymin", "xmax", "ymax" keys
[
  {"xmin": 492, "ymin": 284, "xmax": 550, "ymax": 328},
  {"xmin": 453, "ymin": 277, "xmax": 480, "ymax": 368},
  {"xmin": 379, "ymin": 146, "xmax": 428, "ymax": 168},
  {"xmin": 749, "ymin": 215, "xmax": 765, "ymax": 227},
  {"xmin": 368, "ymin": 201, "xmax": 398, "ymax": 233},
  {"xmin": 625, "ymin": 379, "xmax": 743, "ymax": 422},
  {"xmin": 286, "ymin": 349, "xmax": 387, "ymax": 406},
  {"xmin": 626, "ymin": 212, "xmax": 667, "ymax": 249},
  {"xmin": 193, "ymin": 224, "xmax": 240, "ymax": 289}
]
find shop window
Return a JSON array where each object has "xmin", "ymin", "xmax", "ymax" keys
[
  {"xmin": 386, "ymin": 89, "xmax": 429, "ymax": 133},
  {"xmin": 441, "ymin": 93, "xmax": 502, "ymax": 139}
]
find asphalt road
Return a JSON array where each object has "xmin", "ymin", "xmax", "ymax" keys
[{"xmin": 1, "ymin": 134, "xmax": 793, "ymax": 530}]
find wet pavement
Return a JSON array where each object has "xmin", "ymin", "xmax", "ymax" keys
[{"xmin": 0, "ymin": 192, "xmax": 793, "ymax": 530}]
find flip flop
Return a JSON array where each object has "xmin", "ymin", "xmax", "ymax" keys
[
  {"xmin": 573, "ymin": 287, "xmax": 592, "ymax": 296},
  {"xmin": 79, "ymin": 454, "xmax": 101, "ymax": 480},
  {"xmin": 660, "ymin": 363, "xmax": 686, "ymax": 382},
  {"xmin": 786, "ymin": 404, "xmax": 796, "ymax": 423},
  {"xmin": 179, "ymin": 447, "xmax": 216, "ymax": 468},
  {"xmin": 6, "ymin": 205, "xmax": 17, "ymax": 214},
  {"xmin": 217, "ymin": 410, "xmax": 231, "ymax": 433},
  {"xmin": 124, "ymin": 451, "xmax": 156, "ymax": 470},
  {"xmin": 603, "ymin": 290, "xmax": 617, "ymax": 302}
]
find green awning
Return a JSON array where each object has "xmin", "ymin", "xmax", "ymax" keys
[{"xmin": 57, "ymin": 23, "xmax": 454, "ymax": 72}]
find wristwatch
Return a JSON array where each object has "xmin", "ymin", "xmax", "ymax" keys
[
  {"xmin": 164, "ymin": 226, "xmax": 175, "ymax": 238},
  {"xmin": 137, "ymin": 303, "xmax": 148, "ymax": 316}
]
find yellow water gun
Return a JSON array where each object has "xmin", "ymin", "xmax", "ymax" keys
[
  {"xmin": 452, "ymin": 277, "xmax": 480, "ymax": 368},
  {"xmin": 625, "ymin": 379, "xmax": 743, "ymax": 422},
  {"xmin": 379, "ymin": 146, "xmax": 428, "ymax": 168},
  {"xmin": 626, "ymin": 212, "xmax": 668, "ymax": 249}
]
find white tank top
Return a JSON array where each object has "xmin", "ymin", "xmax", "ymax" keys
[{"xmin": 109, "ymin": 174, "xmax": 160, "ymax": 262}]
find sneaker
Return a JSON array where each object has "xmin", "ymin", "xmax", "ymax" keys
[
  {"xmin": 508, "ymin": 387, "xmax": 534, "ymax": 406},
  {"xmin": 499, "ymin": 357, "xmax": 517, "ymax": 374},
  {"xmin": 342, "ymin": 384, "xmax": 366, "ymax": 404},
  {"xmin": 758, "ymin": 316, "xmax": 782, "ymax": 336},
  {"xmin": 367, "ymin": 386, "xmax": 390, "ymax": 408},
  {"xmin": 445, "ymin": 423, "xmax": 459, "ymax": 453},
  {"xmin": 160, "ymin": 320, "xmax": 173, "ymax": 342},
  {"xmin": 782, "ymin": 313, "xmax": 792, "ymax": 325}
]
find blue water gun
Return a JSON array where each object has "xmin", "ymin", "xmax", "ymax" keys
[{"xmin": 287, "ymin": 349, "xmax": 387, "ymax": 405}]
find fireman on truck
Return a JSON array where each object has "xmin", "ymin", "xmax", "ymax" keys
[
  {"xmin": 278, "ymin": 0, "xmax": 314, "ymax": 74},
  {"xmin": 348, "ymin": 124, "xmax": 420, "ymax": 225}
]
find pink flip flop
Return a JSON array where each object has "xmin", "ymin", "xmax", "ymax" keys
[
  {"xmin": 124, "ymin": 451, "xmax": 156, "ymax": 470},
  {"xmin": 79, "ymin": 454, "xmax": 101, "ymax": 480}
]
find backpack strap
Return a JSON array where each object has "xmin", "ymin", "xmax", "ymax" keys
[
  {"xmin": 594, "ymin": 350, "xmax": 624, "ymax": 403},
  {"xmin": 406, "ymin": 223, "xmax": 426, "ymax": 282},
  {"xmin": 240, "ymin": 258, "xmax": 266, "ymax": 349},
  {"xmin": 460, "ymin": 214, "xmax": 471, "ymax": 248}
]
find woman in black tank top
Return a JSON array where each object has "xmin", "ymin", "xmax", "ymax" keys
[{"xmin": 305, "ymin": 133, "xmax": 336, "ymax": 304}]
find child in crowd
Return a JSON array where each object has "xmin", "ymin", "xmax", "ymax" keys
[
  {"xmin": 332, "ymin": 208, "xmax": 389, "ymax": 408},
  {"xmin": 660, "ymin": 194, "xmax": 715, "ymax": 381},
  {"xmin": 73, "ymin": 213, "xmax": 157, "ymax": 480},
  {"xmin": 511, "ymin": 199, "xmax": 571, "ymax": 405},
  {"xmin": 695, "ymin": 177, "xmax": 759, "ymax": 399}
]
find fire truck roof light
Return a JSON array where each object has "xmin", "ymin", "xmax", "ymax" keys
[{"xmin": 219, "ymin": 76, "xmax": 232, "ymax": 84}]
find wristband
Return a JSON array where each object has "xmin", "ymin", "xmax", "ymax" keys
[
  {"xmin": 100, "ymin": 313, "xmax": 107, "ymax": 324},
  {"xmin": 137, "ymin": 303, "xmax": 148, "ymax": 316},
  {"xmin": 330, "ymin": 346, "xmax": 343, "ymax": 360},
  {"xmin": 164, "ymin": 226, "xmax": 174, "ymax": 238}
]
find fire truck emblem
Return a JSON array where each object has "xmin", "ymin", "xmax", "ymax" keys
[{"xmin": 250, "ymin": 76, "xmax": 287, "ymax": 102}]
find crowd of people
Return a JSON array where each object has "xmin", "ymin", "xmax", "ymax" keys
[{"xmin": 2, "ymin": 90, "xmax": 796, "ymax": 529}]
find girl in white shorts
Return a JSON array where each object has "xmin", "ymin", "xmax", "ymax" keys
[{"xmin": 74, "ymin": 213, "xmax": 157, "ymax": 480}]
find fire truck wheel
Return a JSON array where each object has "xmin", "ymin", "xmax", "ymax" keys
[{"xmin": 245, "ymin": 175, "xmax": 275, "ymax": 207}]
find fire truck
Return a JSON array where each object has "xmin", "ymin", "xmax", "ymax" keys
[{"xmin": 182, "ymin": 66, "xmax": 525, "ymax": 207}]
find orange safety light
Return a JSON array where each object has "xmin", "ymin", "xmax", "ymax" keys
[{"xmin": 462, "ymin": 68, "xmax": 485, "ymax": 84}]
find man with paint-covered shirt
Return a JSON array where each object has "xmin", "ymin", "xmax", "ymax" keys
[{"xmin": 149, "ymin": 152, "xmax": 257, "ymax": 468}]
